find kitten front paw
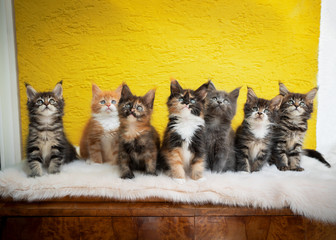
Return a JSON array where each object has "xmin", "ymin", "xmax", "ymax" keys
[
  {"xmin": 48, "ymin": 168, "xmax": 60, "ymax": 175},
  {"xmin": 28, "ymin": 172, "xmax": 42, "ymax": 178},
  {"xmin": 173, "ymin": 178, "xmax": 186, "ymax": 184},
  {"xmin": 146, "ymin": 171, "xmax": 158, "ymax": 176},
  {"xmin": 121, "ymin": 171, "xmax": 135, "ymax": 179},
  {"xmin": 196, "ymin": 177, "xmax": 206, "ymax": 182},
  {"xmin": 279, "ymin": 166, "xmax": 290, "ymax": 171},
  {"xmin": 292, "ymin": 167, "xmax": 304, "ymax": 172}
]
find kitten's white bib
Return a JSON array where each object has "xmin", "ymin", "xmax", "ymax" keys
[
  {"xmin": 93, "ymin": 113, "xmax": 120, "ymax": 131},
  {"xmin": 171, "ymin": 113, "xmax": 204, "ymax": 144}
]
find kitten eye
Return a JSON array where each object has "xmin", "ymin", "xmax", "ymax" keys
[
  {"xmin": 223, "ymin": 99, "xmax": 229, "ymax": 104},
  {"xmin": 299, "ymin": 101, "xmax": 305, "ymax": 106},
  {"xmin": 136, "ymin": 106, "xmax": 143, "ymax": 111},
  {"xmin": 212, "ymin": 97, "xmax": 217, "ymax": 101},
  {"xmin": 49, "ymin": 99, "xmax": 55, "ymax": 104},
  {"xmin": 125, "ymin": 103, "xmax": 131, "ymax": 109},
  {"xmin": 264, "ymin": 109, "xmax": 270, "ymax": 114},
  {"xmin": 288, "ymin": 100, "xmax": 294, "ymax": 105},
  {"xmin": 36, "ymin": 99, "xmax": 43, "ymax": 105},
  {"xmin": 100, "ymin": 100, "xmax": 106, "ymax": 104},
  {"xmin": 111, "ymin": 100, "xmax": 116, "ymax": 104},
  {"xmin": 178, "ymin": 97, "xmax": 183, "ymax": 102},
  {"xmin": 252, "ymin": 107, "xmax": 258, "ymax": 111},
  {"xmin": 190, "ymin": 99, "xmax": 196, "ymax": 104}
]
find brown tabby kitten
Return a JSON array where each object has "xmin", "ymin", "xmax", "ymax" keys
[
  {"xmin": 118, "ymin": 84, "xmax": 160, "ymax": 179},
  {"xmin": 80, "ymin": 84, "xmax": 122, "ymax": 164},
  {"xmin": 158, "ymin": 80, "xmax": 209, "ymax": 184},
  {"xmin": 235, "ymin": 88, "xmax": 282, "ymax": 172},
  {"xmin": 271, "ymin": 83, "xmax": 331, "ymax": 171},
  {"xmin": 25, "ymin": 81, "xmax": 77, "ymax": 177}
]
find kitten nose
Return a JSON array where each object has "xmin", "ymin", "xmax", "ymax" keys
[
  {"xmin": 217, "ymin": 100, "xmax": 222, "ymax": 105},
  {"xmin": 257, "ymin": 112, "xmax": 263, "ymax": 115},
  {"xmin": 106, "ymin": 103, "xmax": 111, "ymax": 107}
]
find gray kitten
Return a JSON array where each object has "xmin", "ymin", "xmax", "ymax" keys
[{"xmin": 204, "ymin": 82, "xmax": 240, "ymax": 172}]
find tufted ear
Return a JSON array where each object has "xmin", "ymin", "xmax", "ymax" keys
[
  {"xmin": 120, "ymin": 84, "xmax": 133, "ymax": 101},
  {"xmin": 207, "ymin": 80, "xmax": 216, "ymax": 91},
  {"xmin": 279, "ymin": 82, "xmax": 290, "ymax": 96},
  {"xmin": 230, "ymin": 87, "xmax": 241, "ymax": 100},
  {"xmin": 52, "ymin": 81, "xmax": 63, "ymax": 99},
  {"xmin": 246, "ymin": 87, "xmax": 258, "ymax": 103},
  {"xmin": 143, "ymin": 89, "xmax": 156, "ymax": 109},
  {"xmin": 195, "ymin": 82, "xmax": 209, "ymax": 100},
  {"xmin": 92, "ymin": 83, "xmax": 102, "ymax": 98},
  {"xmin": 306, "ymin": 87, "xmax": 318, "ymax": 103},
  {"xmin": 170, "ymin": 79, "xmax": 183, "ymax": 95},
  {"xmin": 270, "ymin": 95, "xmax": 283, "ymax": 110},
  {"xmin": 25, "ymin": 83, "xmax": 37, "ymax": 101}
]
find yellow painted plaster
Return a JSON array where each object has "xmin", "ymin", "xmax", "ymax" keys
[{"xmin": 15, "ymin": 0, "xmax": 320, "ymax": 152}]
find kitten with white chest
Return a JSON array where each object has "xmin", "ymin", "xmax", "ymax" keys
[
  {"xmin": 25, "ymin": 81, "xmax": 77, "ymax": 177},
  {"xmin": 235, "ymin": 88, "xmax": 282, "ymax": 172},
  {"xmin": 158, "ymin": 80, "xmax": 209, "ymax": 183}
]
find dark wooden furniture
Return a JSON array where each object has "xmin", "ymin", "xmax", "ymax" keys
[{"xmin": 1, "ymin": 197, "xmax": 336, "ymax": 239}]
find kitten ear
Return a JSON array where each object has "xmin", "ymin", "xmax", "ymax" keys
[
  {"xmin": 306, "ymin": 87, "xmax": 318, "ymax": 103},
  {"xmin": 279, "ymin": 82, "xmax": 290, "ymax": 96},
  {"xmin": 25, "ymin": 83, "xmax": 37, "ymax": 101},
  {"xmin": 195, "ymin": 82, "xmax": 209, "ymax": 100},
  {"xmin": 270, "ymin": 95, "xmax": 283, "ymax": 110},
  {"xmin": 92, "ymin": 83, "xmax": 102, "ymax": 98},
  {"xmin": 170, "ymin": 79, "xmax": 183, "ymax": 95},
  {"xmin": 230, "ymin": 87, "xmax": 241, "ymax": 100},
  {"xmin": 247, "ymin": 87, "xmax": 258, "ymax": 103},
  {"xmin": 207, "ymin": 80, "xmax": 216, "ymax": 91},
  {"xmin": 52, "ymin": 81, "xmax": 63, "ymax": 99},
  {"xmin": 121, "ymin": 84, "xmax": 133, "ymax": 100},
  {"xmin": 143, "ymin": 89, "xmax": 156, "ymax": 109}
]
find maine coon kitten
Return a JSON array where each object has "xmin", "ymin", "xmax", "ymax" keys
[
  {"xmin": 235, "ymin": 88, "xmax": 282, "ymax": 172},
  {"xmin": 118, "ymin": 84, "xmax": 160, "ymax": 179},
  {"xmin": 25, "ymin": 81, "xmax": 77, "ymax": 177},
  {"xmin": 272, "ymin": 83, "xmax": 331, "ymax": 171},
  {"xmin": 80, "ymin": 84, "xmax": 122, "ymax": 164},
  {"xmin": 204, "ymin": 82, "xmax": 240, "ymax": 172},
  {"xmin": 158, "ymin": 80, "xmax": 209, "ymax": 183}
]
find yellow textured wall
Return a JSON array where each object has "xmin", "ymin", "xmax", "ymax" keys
[{"xmin": 15, "ymin": 0, "xmax": 320, "ymax": 151}]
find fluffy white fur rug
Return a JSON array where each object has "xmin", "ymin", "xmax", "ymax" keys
[{"xmin": 0, "ymin": 152, "xmax": 335, "ymax": 223}]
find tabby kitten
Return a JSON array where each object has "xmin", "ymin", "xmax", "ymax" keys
[
  {"xmin": 235, "ymin": 88, "xmax": 282, "ymax": 172},
  {"xmin": 25, "ymin": 81, "xmax": 77, "ymax": 177},
  {"xmin": 80, "ymin": 84, "xmax": 122, "ymax": 164},
  {"xmin": 118, "ymin": 84, "xmax": 160, "ymax": 179},
  {"xmin": 158, "ymin": 80, "xmax": 209, "ymax": 183},
  {"xmin": 272, "ymin": 83, "xmax": 331, "ymax": 171},
  {"xmin": 204, "ymin": 82, "xmax": 240, "ymax": 172}
]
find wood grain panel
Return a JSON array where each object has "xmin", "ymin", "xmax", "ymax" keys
[
  {"xmin": 267, "ymin": 216, "xmax": 305, "ymax": 240},
  {"xmin": 1, "ymin": 217, "xmax": 80, "ymax": 240},
  {"xmin": 305, "ymin": 219, "xmax": 336, "ymax": 240}
]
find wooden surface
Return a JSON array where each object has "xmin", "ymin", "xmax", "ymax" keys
[{"xmin": 1, "ymin": 197, "xmax": 336, "ymax": 240}]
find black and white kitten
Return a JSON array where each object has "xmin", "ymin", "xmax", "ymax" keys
[
  {"xmin": 25, "ymin": 81, "xmax": 77, "ymax": 177},
  {"xmin": 271, "ymin": 83, "xmax": 331, "ymax": 171},
  {"xmin": 204, "ymin": 82, "xmax": 240, "ymax": 172},
  {"xmin": 235, "ymin": 88, "xmax": 282, "ymax": 172},
  {"xmin": 158, "ymin": 80, "xmax": 209, "ymax": 183}
]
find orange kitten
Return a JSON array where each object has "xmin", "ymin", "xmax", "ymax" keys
[{"xmin": 80, "ymin": 84, "xmax": 122, "ymax": 164}]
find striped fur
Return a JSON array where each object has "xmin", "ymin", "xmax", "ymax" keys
[
  {"xmin": 271, "ymin": 83, "xmax": 331, "ymax": 171},
  {"xmin": 25, "ymin": 82, "xmax": 77, "ymax": 177}
]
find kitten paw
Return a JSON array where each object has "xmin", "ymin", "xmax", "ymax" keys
[
  {"xmin": 146, "ymin": 171, "xmax": 158, "ymax": 176},
  {"xmin": 279, "ymin": 166, "xmax": 290, "ymax": 171},
  {"xmin": 196, "ymin": 177, "xmax": 206, "ymax": 182},
  {"xmin": 173, "ymin": 178, "xmax": 186, "ymax": 184},
  {"xmin": 121, "ymin": 171, "xmax": 135, "ymax": 179},
  {"xmin": 292, "ymin": 167, "xmax": 304, "ymax": 172},
  {"xmin": 28, "ymin": 172, "xmax": 42, "ymax": 178}
]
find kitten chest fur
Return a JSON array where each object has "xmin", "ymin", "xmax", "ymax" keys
[
  {"xmin": 249, "ymin": 121, "xmax": 270, "ymax": 139},
  {"xmin": 93, "ymin": 113, "xmax": 120, "ymax": 131},
  {"xmin": 171, "ymin": 113, "xmax": 204, "ymax": 167}
]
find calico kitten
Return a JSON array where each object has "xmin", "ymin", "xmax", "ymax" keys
[
  {"xmin": 272, "ymin": 83, "xmax": 331, "ymax": 171},
  {"xmin": 118, "ymin": 84, "xmax": 160, "ymax": 179},
  {"xmin": 25, "ymin": 81, "xmax": 77, "ymax": 177},
  {"xmin": 158, "ymin": 80, "xmax": 209, "ymax": 183},
  {"xmin": 80, "ymin": 84, "xmax": 122, "ymax": 164},
  {"xmin": 235, "ymin": 88, "xmax": 282, "ymax": 172},
  {"xmin": 204, "ymin": 82, "xmax": 240, "ymax": 172}
]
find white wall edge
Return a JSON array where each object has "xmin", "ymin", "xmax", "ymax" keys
[{"xmin": 0, "ymin": 0, "xmax": 22, "ymax": 169}]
